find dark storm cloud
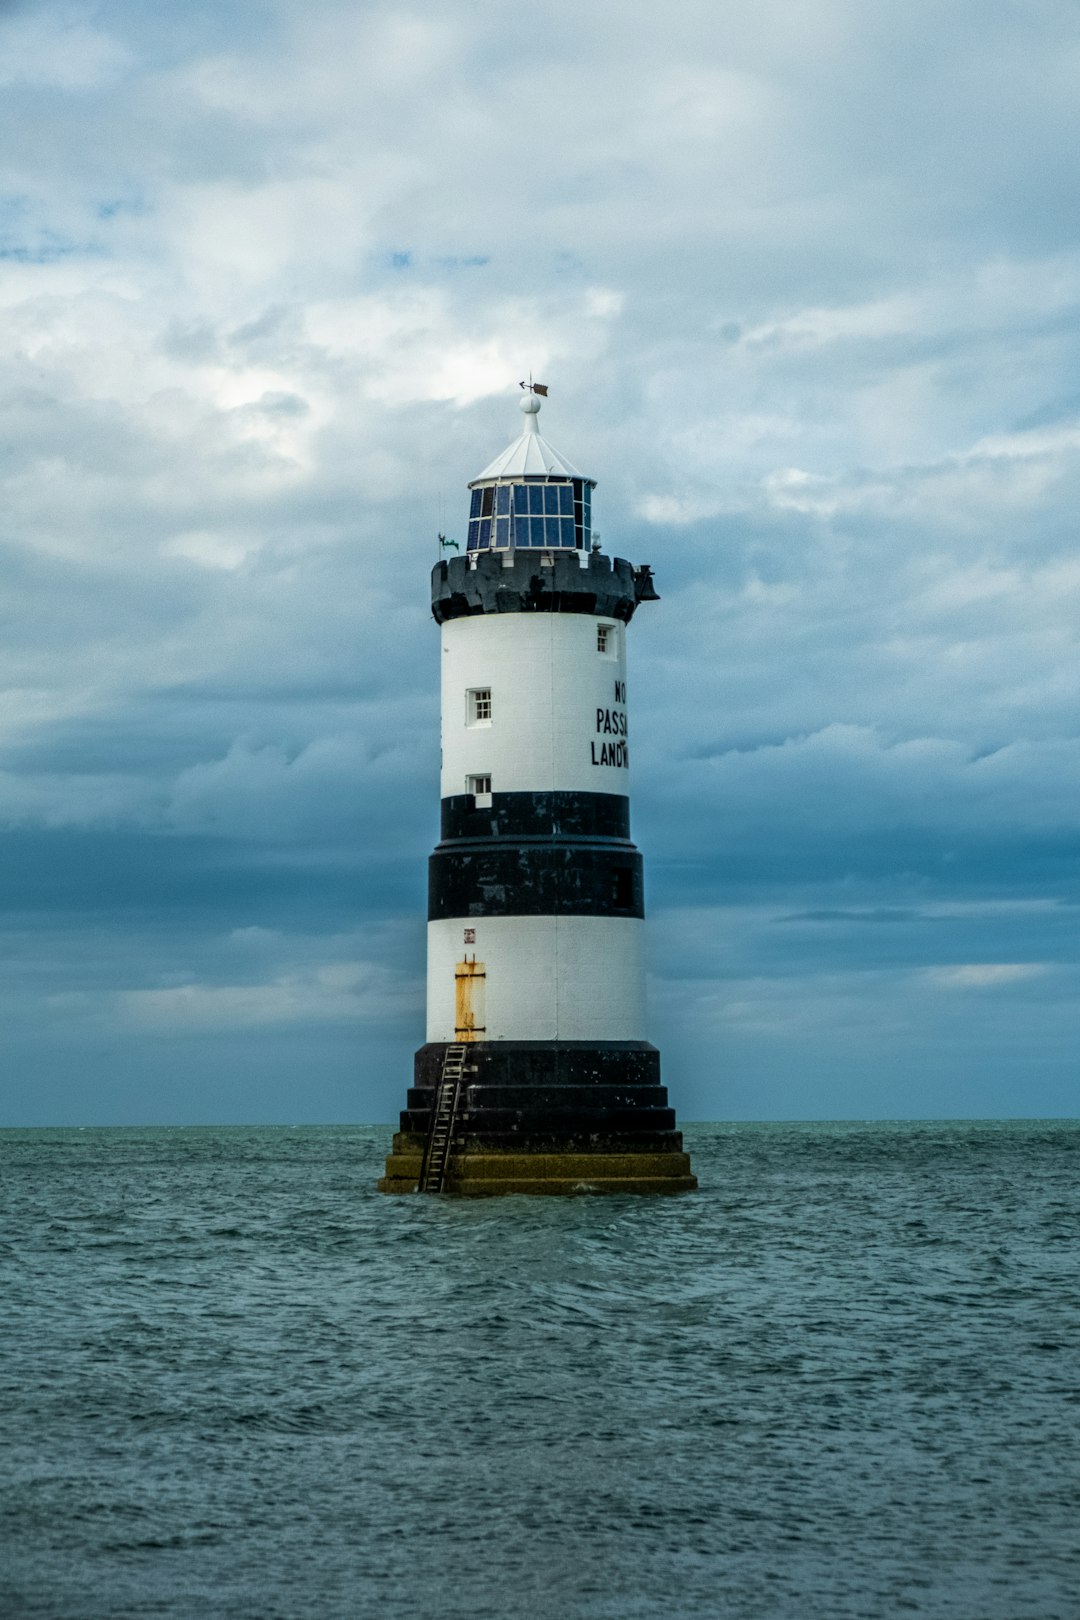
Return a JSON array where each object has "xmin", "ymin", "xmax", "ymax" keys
[{"xmin": 1, "ymin": 0, "xmax": 1078, "ymax": 1121}]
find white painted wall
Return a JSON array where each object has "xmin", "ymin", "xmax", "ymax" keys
[
  {"xmin": 426, "ymin": 914, "xmax": 647, "ymax": 1042},
  {"xmin": 441, "ymin": 612, "xmax": 631, "ymax": 798}
]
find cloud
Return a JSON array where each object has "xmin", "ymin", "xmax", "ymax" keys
[
  {"xmin": 0, "ymin": 767, "xmax": 156, "ymax": 828},
  {"xmin": 923, "ymin": 963, "xmax": 1049, "ymax": 990},
  {"xmin": 111, "ymin": 957, "xmax": 419, "ymax": 1033},
  {"xmin": 164, "ymin": 733, "xmax": 427, "ymax": 843},
  {"xmin": 0, "ymin": 8, "xmax": 132, "ymax": 90}
]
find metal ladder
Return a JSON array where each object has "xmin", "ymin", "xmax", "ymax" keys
[{"xmin": 417, "ymin": 1044, "xmax": 466, "ymax": 1193}]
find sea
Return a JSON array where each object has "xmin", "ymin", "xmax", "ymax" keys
[{"xmin": 2, "ymin": 1120, "xmax": 1078, "ymax": 1620}]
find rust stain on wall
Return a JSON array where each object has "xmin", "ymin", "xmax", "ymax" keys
[{"xmin": 455, "ymin": 956, "xmax": 486, "ymax": 1042}]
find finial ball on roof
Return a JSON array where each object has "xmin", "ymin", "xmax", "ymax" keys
[{"xmin": 519, "ymin": 393, "xmax": 542, "ymax": 415}]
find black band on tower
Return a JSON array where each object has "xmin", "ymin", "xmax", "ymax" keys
[
  {"xmin": 441, "ymin": 790, "xmax": 631, "ymax": 842},
  {"xmin": 429, "ymin": 844, "xmax": 644, "ymax": 920}
]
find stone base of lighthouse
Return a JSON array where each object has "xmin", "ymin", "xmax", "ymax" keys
[{"xmin": 378, "ymin": 1041, "xmax": 697, "ymax": 1195}]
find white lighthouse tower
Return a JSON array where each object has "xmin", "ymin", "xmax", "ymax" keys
[{"xmin": 380, "ymin": 390, "xmax": 696, "ymax": 1195}]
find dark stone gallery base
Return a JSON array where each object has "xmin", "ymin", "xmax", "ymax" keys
[{"xmin": 378, "ymin": 1041, "xmax": 697, "ymax": 1196}]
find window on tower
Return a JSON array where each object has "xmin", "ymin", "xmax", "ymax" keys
[
  {"xmin": 467, "ymin": 774, "xmax": 492, "ymax": 805},
  {"xmin": 597, "ymin": 623, "xmax": 616, "ymax": 655},
  {"xmin": 467, "ymin": 688, "xmax": 492, "ymax": 725}
]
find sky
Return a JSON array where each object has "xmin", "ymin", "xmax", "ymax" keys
[{"xmin": 1, "ymin": 0, "xmax": 1078, "ymax": 1126}]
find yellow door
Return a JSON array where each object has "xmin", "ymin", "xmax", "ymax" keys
[{"xmin": 454, "ymin": 956, "xmax": 486, "ymax": 1042}]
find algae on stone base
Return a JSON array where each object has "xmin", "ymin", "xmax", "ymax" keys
[{"xmin": 379, "ymin": 1140, "xmax": 697, "ymax": 1196}]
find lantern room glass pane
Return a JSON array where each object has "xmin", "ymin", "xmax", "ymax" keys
[{"xmin": 465, "ymin": 479, "xmax": 590, "ymax": 551}]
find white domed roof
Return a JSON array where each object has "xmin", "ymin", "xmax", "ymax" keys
[{"xmin": 471, "ymin": 394, "xmax": 589, "ymax": 483}]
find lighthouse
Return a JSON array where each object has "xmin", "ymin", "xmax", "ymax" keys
[{"xmin": 379, "ymin": 390, "xmax": 696, "ymax": 1195}]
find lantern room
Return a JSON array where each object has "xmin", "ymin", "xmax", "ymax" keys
[{"xmin": 466, "ymin": 392, "xmax": 595, "ymax": 552}]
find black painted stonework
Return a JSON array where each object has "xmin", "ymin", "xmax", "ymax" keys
[
  {"xmin": 434, "ymin": 790, "xmax": 642, "ymax": 921},
  {"xmin": 406, "ymin": 1041, "xmax": 684, "ymax": 1152},
  {"xmin": 406, "ymin": 1084, "xmax": 671, "ymax": 1115},
  {"xmin": 415, "ymin": 1040, "xmax": 660, "ymax": 1089},
  {"xmin": 441, "ymin": 790, "xmax": 631, "ymax": 843},
  {"xmin": 432, "ymin": 549, "xmax": 659, "ymax": 625},
  {"xmin": 429, "ymin": 842, "xmax": 643, "ymax": 920}
]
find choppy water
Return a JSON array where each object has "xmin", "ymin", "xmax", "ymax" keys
[{"xmin": 2, "ymin": 1121, "xmax": 1079, "ymax": 1620}]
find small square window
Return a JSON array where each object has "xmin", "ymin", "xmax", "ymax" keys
[
  {"xmin": 467, "ymin": 688, "xmax": 492, "ymax": 725},
  {"xmin": 467, "ymin": 774, "xmax": 492, "ymax": 804},
  {"xmin": 597, "ymin": 623, "xmax": 615, "ymax": 654}
]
